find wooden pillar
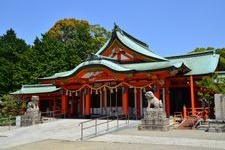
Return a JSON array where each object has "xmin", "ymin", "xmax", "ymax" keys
[
  {"xmin": 71, "ymin": 93, "xmax": 75, "ymax": 116},
  {"xmin": 61, "ymin": 94, "xmax": 68, "ymax": 116},
  {"xmin": 154, "ymin": 84, "xmax": 160, "ymax": 99},
  {"xmin": 190, "ymin": 75, "xmax": 195, "ymax": 115},
  {"xmin": 136, "ymin": 88, "xmax": 141, "ymax": 117},
  {"xmin": 53, "ymin": 98, "xmax": 57, "ymax": 112},
  {"xmin": 140, "ymin": 89, "xmax": 143, "ymax": 116},
  {"xmin": 122, "ymin": 86, "xmax": 128, "ymax": 115},
  {"xmin": 79, "ymin": 90, "xmax": 83, "ymax": 115},
  {"xmin": 85, "ymin": 88, "xmax": 91, "ymax": 116},
  {"xmin": 101, "ymin": 89, "xmax": 105, "ymax": 115},
  {"xmin": 183, "ymin": 105, "xmax": 187, "ymax": 119},
  {"xmin": 165, "ymin": 80, "xmax": 170, "ymax": 116}
]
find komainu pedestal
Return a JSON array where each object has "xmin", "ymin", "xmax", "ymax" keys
[
  {"xmin": 138, "ymin": 108, "xmax": 172, "ymax": 131},
  {"xmin": 138, "ymin": 91, "xmax": 172, "ymax": 131},
  {"xmin": 21, "ymin": 96, "xmax": 41, "ymax": 126}
]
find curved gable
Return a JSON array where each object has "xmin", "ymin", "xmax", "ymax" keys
[{"xmin": 96, "ymin": 24, "xmax": 167, "ymax": 63}]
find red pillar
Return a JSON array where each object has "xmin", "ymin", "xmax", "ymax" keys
[
  {"xmin": 154, "ymin": 84, "xmax": 160, "ymax": 99},
  {"xmin": 61, "ymin": 94, "xmax": 68, "ymax": 116},
  {"xmin": 165, "ymin": 80, "xmax": 170, "ymax": 116},
  {"xmin": 136, "ymin": 88, "xmax": 141, "ymax": 117},
  {"xmin": 85, "ymin": 88, "xmax": 91, "ymax": 116},
  {"xmin": 101, "ymin": 89, "xmax": 105, "ymax": 114},
  {"xmin": 53, "ymin": 98, "xmax": 56, "ymax": 112},
  {"xmin": 79, "ymin": 90, "xmax": 83, "ymax": 115},
  {"xmin": 122, "ymin": 86, "xmax": 128, "ymax": 115},
  {"xmin": 190, "ymin": 75, "xmax": 196, "ymax": 115},
  {"xmin": 71, "ymin": 93, "xmax": 75, "ymax": 116}
]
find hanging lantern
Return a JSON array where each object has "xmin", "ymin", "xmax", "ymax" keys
[
  {"xmin": 83, "ymin": 89, "xmax": 87, "ymax": 95},
  {"xmin": 110, "ymin": 88, "xmax": 114, "ymax": 93},
  {"xmin": 122, "ymin": 86, "xmax": 126, "ymax": 93},
  {"xmin": 69, "ymin": 91, "xmax": 72, "ymax": 96},
  {"xmin": 75, "ymin": 91, "xmax": 78, "ymax": 96},
  {"xmin": 95, "ymin": 89, "xmax": 98, "ymax": 95},
  {"xmin": 115, "ymin": 88, "xmax": 118, "ymax": 93}
]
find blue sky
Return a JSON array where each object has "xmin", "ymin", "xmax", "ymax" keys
[{"xmin": 1, "ymin": 0, "xmax": 225, "ymax": 56}]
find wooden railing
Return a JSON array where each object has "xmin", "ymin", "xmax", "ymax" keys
[{"xmin": 183, "ymin": 106, "xmax": 209, "ymax": 120}]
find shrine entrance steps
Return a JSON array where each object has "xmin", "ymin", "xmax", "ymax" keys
[{"xmin": 177, "ymin": 116, "xmax": 209, "ymax": 130}]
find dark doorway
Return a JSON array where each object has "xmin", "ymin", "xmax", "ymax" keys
[
  {"xmin": 170, "ymin": 87, "xmax": 191, "ymax": 115},
  {"xmin": 91, "ymin": 92, "xmax": 100, "ymax": 115}
]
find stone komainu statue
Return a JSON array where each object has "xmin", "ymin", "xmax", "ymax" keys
[
  {"xmin": 145, "ymin": 91, "xmax": 163, "ymax": 109},
  {"xmin": 22, "ymin": 96, "xmax": 41, "ymax": 126},
  {"xmin": 26, "ymin": 100, "xmax": 39, "ymax": 112}
]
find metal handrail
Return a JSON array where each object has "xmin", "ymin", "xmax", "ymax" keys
[
  {"xmin": 41, "ymin": 109, "xmax": 65, "ymax": 118},
  {"xmin": 79, "ymin": 115, "xmax": 129, "ymax": 140}
]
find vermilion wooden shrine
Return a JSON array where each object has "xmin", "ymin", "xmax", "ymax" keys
[{"xmin": 12, "ymin": 25, "xmax": 220, "ymax": 118}]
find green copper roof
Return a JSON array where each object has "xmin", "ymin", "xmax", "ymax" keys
[
  {"xmin": 10, "ymin": 84, "xmax": 60, "ymax": 95},
  {"xmin": 39, "ymin": 54, "xmax": 190, "ymax": 80},
  {"xmin": 167, "ymin": 51, "xmax": 219, "ymax": 75},
  {"xmin": 122, "ymin": 61, "xmax": 190, "ymax": 72},
  {"xmin": 96, "ymin": 25, "xmax": 167, "ymax": 61},
  {"xmin": 39, "ymin": 57, "xmax": 134, "ymax": 80},
  {"xmin": 40, "ymin": 51, "xmax": 219, "ymax": 81}
]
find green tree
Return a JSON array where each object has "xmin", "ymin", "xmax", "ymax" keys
[
  {"xmin": 0, "ymin": 94, "xmax": 21, "ymax": 117},
  {"xmin": 196, "ymin": 74, "xmax": 225, "ymax": 118},
  {"xmin": 0, "ymin": 29, "xmax": 31, "ymax": 96},
  {"xmin": 197, "ymin": 74, "xmax": 225, "ymax": 95},
  {"xmin": 32, "ymin": 18, "xmax": 110, "ymax": 78}
]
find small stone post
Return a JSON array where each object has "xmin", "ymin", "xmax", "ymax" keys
[{"xmin": 183, "ymin": 105, "xmax": 187, "ymax": 119}]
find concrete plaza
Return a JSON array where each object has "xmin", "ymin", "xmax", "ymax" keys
[{"xmin": 0, "ymin": 119, "xmax": 225, "ymax": 150}]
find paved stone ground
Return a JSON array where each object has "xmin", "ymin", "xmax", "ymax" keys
[
  {"xmin": 0, "ymin": 119, "xmax": 225, "ymax": 150},
  {"xmin": 0, "ymin": 119, "xmax": 135, "ymax": 149}
]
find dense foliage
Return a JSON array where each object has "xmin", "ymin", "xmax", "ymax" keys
[
  {"xmin": 0, "ymin": 95, "xmax": 22, "ymax": 117},
  {"xmin": 0, "ymin": 18, "xmax": 110, "ymax": 96},
  {"xmin": 0, "ymin": 29, "xmax": 31, "ymax": 96}
]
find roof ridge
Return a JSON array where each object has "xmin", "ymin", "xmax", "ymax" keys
[
  {"xmin": 112, "ymin": 24, "xmax": 149, "ymax": 49},
  {"xmin": 166, "ymin": 50, "xmax": 216, "ymax": 59},
  {"xmin": 22, "ymin": 84, "xmax": 55, "ymax": 88}
]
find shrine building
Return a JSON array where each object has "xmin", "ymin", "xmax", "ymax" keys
[{"xmin": 11, "ymin": 25, "xmax": 220, "ymax": 118}]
